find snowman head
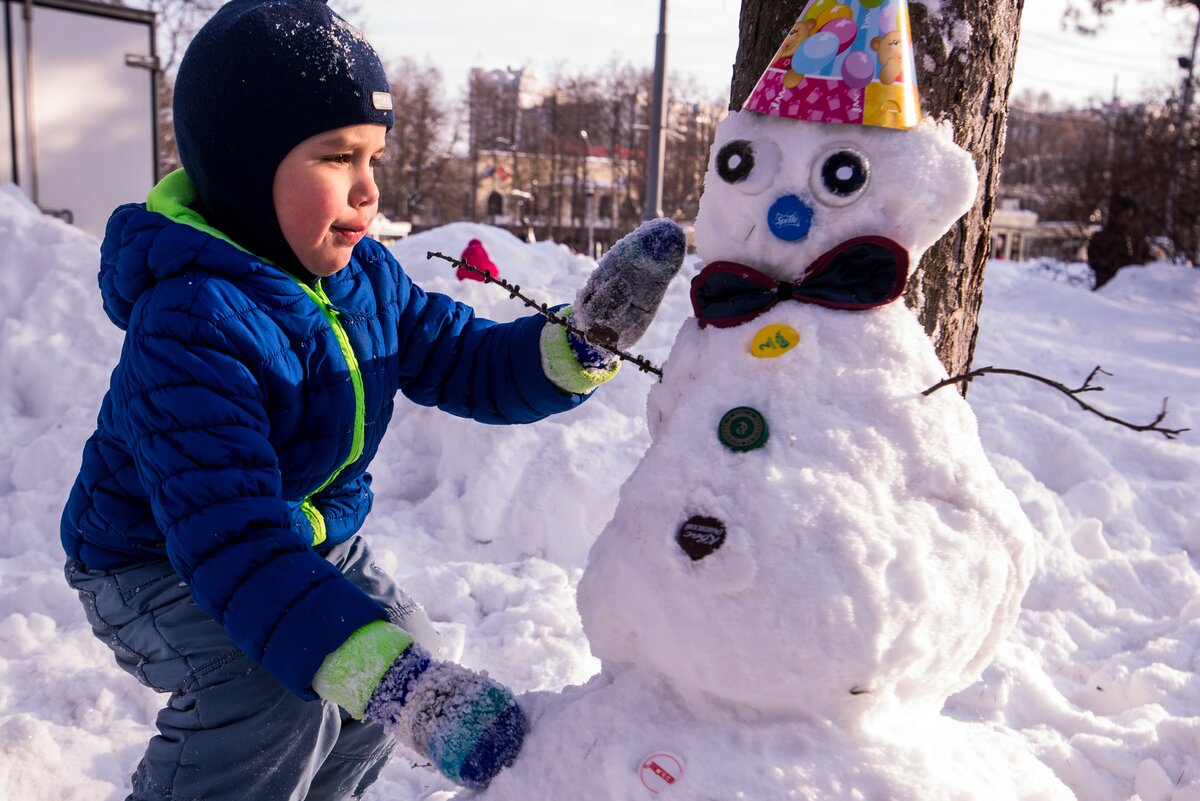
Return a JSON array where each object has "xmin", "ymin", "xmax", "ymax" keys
[
  {"xmin": 695, "ymin": 0, "xmax": 977, "ymax": 287},
  {"xmin": 693, "ymin": 113, "xmax": 977, "ymax": 286}
]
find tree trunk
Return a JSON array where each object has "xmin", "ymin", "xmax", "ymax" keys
[{"xmin": 730, "ymin": 0, "xmax": 1026, "ymax": 386}]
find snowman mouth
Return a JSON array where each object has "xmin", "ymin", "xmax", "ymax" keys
[{"xmin": 690, "ymin": 237, "xmax": 910, "ymax": 328}]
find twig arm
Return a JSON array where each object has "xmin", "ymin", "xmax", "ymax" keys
[
  {"xmin": 426, "ymin": 251, "xmax": 664, "ymax": 378},
  {"xmin": 924, "ymin": 365, "xmax": 1188, "ymax": 440}
]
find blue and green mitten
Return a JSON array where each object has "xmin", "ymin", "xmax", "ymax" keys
[
  {"xmin": 313, "ymin": 620, "xmax": 526, "ymax": 791},
  {"xmin": 541, "ymin": 218, "xmax": 686, "ymax": 393}
]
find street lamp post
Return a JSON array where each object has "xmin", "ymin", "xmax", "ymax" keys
[
  {"xmin": 644, "ymin": 0, "xmax": 669, "ymax": 221},
  {"xmin": 580, "ymin": 129, "xmax": 595, "ymax": 258}
]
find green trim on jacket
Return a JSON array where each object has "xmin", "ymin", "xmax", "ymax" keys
[
  {"xmin": 296, "ymin": 280, "xmax": 367, "ymax": 545},
  {"xmin": 146, "ymin": 169, "xmax": 267, "ymax": 260}
]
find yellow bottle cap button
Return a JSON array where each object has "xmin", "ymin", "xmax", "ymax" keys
[{"xmin": 750, "ymin": 324, "xmax": 800, "ymax": 358}]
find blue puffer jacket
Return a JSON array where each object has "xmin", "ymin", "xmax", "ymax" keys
[{"xmin": 61, "ymin": 175, "xmax": 586, "ymax": 698}]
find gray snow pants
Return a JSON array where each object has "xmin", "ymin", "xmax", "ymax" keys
[{"xmin": 65, "ymin": 535, "xmax": 441, "ymax": 801}]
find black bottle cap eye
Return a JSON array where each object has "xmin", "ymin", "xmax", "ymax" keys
[
  {"xmin": 820, "ymin": 150, "xmax": 869, "ymax": 197},
  {"xmin": 717, "ymin": 140, "xmax": 755, "ymax": 184}
]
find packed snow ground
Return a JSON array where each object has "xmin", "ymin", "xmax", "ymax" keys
[{"xmin": 0, "ymin": 185, "xmax": 1198, "ymax": 800}]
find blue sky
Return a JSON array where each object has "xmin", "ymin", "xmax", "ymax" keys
[{"xmin": 358, "ymin": 0, "xmax": 1196, "ymax": 108}]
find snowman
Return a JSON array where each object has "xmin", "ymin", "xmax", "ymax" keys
[{"xmin": 478, "ymin": 2, "xmax": 1074, "ymax": 798}]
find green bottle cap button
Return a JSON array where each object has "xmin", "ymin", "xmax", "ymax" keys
[{"xmin": 718, "ymin": 406, "xmax": 769, "ymax": 452}]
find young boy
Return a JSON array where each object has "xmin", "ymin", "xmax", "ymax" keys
[{"xmin": 60, "ymin": 1, "xmax": 683, "ymax": 798}]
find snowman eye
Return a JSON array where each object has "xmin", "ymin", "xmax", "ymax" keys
[
  {"xmin": 716, "ymin": 140, "xmax": 755, "ymax": 182},
  {"xmin": 811, "ymin": 147, "xmax": 870, "ymax": 207},
  {"xmin": 713, "ymin": 138, "xmax": 781, "ymax": 196}
]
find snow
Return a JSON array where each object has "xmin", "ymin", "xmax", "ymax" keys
[{"xmin": 1, "ymin": 182, "xmax": 1199, "ymax": 800}]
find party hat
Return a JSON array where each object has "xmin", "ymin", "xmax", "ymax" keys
[{"xmin": 743, "ymin": 0, "xmax": 922, "ymax": 131}]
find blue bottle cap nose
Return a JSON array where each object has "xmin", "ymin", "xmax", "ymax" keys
[{"xmin": 767, "ymin": 195, "xmax": 814, "ymax": 242}]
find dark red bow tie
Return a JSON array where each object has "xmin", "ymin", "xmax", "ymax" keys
[{"xmin": 689, "ymin": 237, "xmax": 909, "ymax": 329}]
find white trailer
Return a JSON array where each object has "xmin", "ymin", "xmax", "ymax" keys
[{"xmin": 1, "ymin": 0, "xmax": 157, "ymax": 238}]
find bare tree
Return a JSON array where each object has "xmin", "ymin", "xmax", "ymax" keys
[
  {"xmin": 1003, "ymin": 92, "xmax": 1195, "ymax": 259},
  {"xmin": 378, "ymin": 59, "xmax": 459, "ymax": 225},
  {"xmin": 1067, "ymin": 0, "xmax": 1200, "ymax": 260},
  {"xmin": 1064, "ymin": 0, "xmax": 1200, "ymax": 31},
  {"xmin": 661, "ymin": 76, "xmax": 725, "ymax": 224},
  {"xmin": 600, "ymin": 60, "xmax": 652, "ymax": 235},
  {"xmin": 457, "ymin": 59, "xmax": 725, "ymax": 246},
  {"xmin": 729, "ymin": 0, "xmax": 1026, "ymax": 384}
]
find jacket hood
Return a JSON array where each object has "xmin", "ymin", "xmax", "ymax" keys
[{"xmin": 99, "ymin": 169, "xmax": 286, "ymax": 330}]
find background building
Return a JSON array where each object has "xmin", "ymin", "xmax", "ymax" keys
[
  {"xmin": 1, "ymin": 0, "xmax": 157, "ymax": 237},
  {"xmin": 466, "ymin": 65, "xmax": 723, "ymax": 255}
]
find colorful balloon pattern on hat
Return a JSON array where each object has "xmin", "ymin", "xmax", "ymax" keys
[{"xmin": 744, "ymin": 0, "xmax": 922, "ymax": 131}]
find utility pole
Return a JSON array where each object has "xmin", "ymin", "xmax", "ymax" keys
[
  {"xmin": 22, "ymin": 0, "xmax": 39, "ymax": 205},
  {"xmin": 1165, "ymin": 0, "xmax": 1200, "ymax": 257},
  {"xmin": 468, "ymin": 70, "xmax": 479, "ymax": 222},
  {"xmin": 643, "ymin": 0, "xmax": 668, "ymax": 220},
  {"xmin": 581, "ymin": 129, "xmax": 595, "ymax": 258},
  {"xmin": 1105, "ymin": 76, "xmax": 1118, "ymax": 202},
  {"xmin": 509, "ymin": 72, "xmax": 521, "ymax": 226}
]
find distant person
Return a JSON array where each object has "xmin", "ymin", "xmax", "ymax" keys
[
  {"xmin": 59, "ymin": 1, "xmax": 684, "ymax": 798},
  {"xmin": 1087, "ymin": 195, "xmax": 1149, "ymax": 289},
  {"xmin": 457, "ymin": 237, "xmax": 499, "ymax": 281}
]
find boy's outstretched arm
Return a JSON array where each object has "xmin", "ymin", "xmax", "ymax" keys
[
  {"xmin": 540, "ymin": 218, "xmax": 685, "ymax": 394},
  {"xmin": 390, "ymin": 219, "xmax": 684, "ymax": 423},
  {"xmin": 314, "ymin": 620, "xmax": 525, "ymax": 791}
]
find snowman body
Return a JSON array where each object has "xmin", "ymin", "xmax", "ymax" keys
[
  {"xmin": 478, "ymin": 112, "xmax": 1072, "ymax": 800},
  {"xmin": 579, "ymin": 111, "xmax": 1034, "ymax": 724}
]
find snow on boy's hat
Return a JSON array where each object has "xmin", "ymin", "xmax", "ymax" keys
[
  {"xmin": 174, "ymin": 0, "xmax": 394, "ymax": 273},
  {"xmin": 743, "ymin": 0, "xmax": 922, "ymax": 131}
]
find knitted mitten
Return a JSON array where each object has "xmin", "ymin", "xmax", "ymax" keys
[
  {"xmin": 314, "ymin": 621, "xmax": 526, "ymax": 791},
  {"xmin": 573, "ymin": 217, "xmax": 685, "ymax": 352},
  {"xmin": 365, "ymin": 645, "xmax": 527, "ymax": 790},
  {"xmin": 541, "ymin": 218, "xmax": 685, "ymax": 393}
]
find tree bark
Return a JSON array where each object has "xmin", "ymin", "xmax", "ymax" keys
[{"xmin": 730, "ymin": 0, "xmax": 1026, "ymax": 386}]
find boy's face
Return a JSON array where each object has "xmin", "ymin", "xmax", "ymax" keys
[{"xmin": 273, "ymin": 123, "xmax": 387, "ymax": 277}]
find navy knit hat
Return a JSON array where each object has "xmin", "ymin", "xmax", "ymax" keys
[{"xmin": 174, "ymin": 0, "xmax": 394, "ymax": 274}]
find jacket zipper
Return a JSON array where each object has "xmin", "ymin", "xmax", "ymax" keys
[{"xmin": 296, "ymin": 278, "xmax": 366, "ymax": 546}]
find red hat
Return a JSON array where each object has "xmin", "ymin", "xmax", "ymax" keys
[{"xmin": 458, "ymin": 239, "xmax": 499, "ymax": 282}]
